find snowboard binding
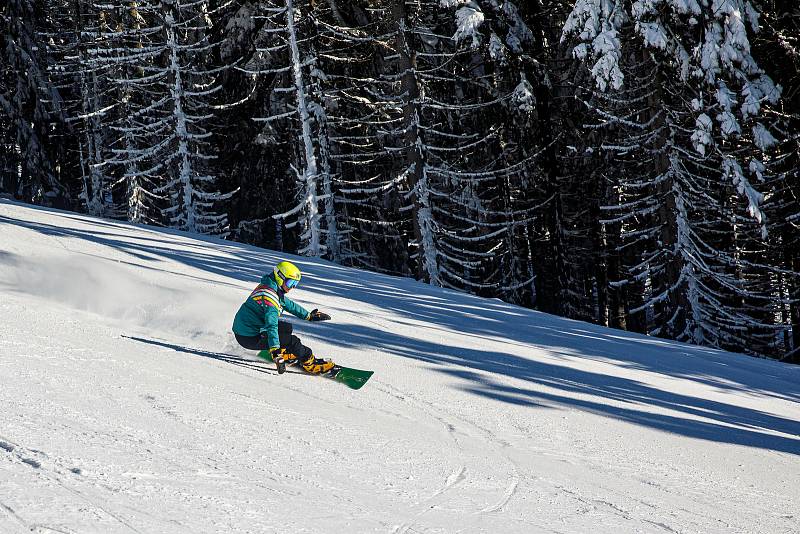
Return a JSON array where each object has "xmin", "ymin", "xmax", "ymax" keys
[{"xmin": 300, "ymin": 356, "xmax": 336, "ymax": 375}]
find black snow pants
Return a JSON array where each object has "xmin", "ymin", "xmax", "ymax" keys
[{"xmin": 234, "ymin": 321, "xmax": 313, "ymax": 361}]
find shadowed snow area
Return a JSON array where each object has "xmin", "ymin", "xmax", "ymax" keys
[{"xmin": 1, "ymin": 199, "xmax": 799, "ymax": 534}]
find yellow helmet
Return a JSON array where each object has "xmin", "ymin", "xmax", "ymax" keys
[{"xmin": 274, "ymin": 260, "xmax": 301, "ymax": 291}]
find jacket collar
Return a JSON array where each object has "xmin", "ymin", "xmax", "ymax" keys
[{"xmin": 264, "ymin": 275, "xmax": 286, "ymax": 299}]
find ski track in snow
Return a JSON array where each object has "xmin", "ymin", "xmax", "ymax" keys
[
  {"xmin": 0, "ymin": 435, "xmax": 147, "ymax": 534},
  {"xmin": 1, "ymin": 200, "xmax": 800, "ymax": 534},
  {"xmin": 380, "ymin": 377, "xmax": 524, "ymax": 534}
]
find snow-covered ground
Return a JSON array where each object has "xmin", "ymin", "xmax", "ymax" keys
[{"xmin": 0, "ymin": 199, "xmax": 798, "ymax": 534}]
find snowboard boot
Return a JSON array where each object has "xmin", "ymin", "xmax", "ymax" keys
[{"xmin": 299, "ymin": 354, "xmax": 336, "ymax": 374}]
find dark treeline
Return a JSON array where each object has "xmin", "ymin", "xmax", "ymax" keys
[{"xmin": 2, "ymin": 0, "xmax": 799, "ymax": 362}]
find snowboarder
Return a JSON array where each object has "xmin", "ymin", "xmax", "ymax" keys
[{"xmin": 232, "ymin": 261, "xmax": 334, "ymax": 374}]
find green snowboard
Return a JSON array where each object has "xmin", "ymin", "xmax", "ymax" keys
[{"xmin": 257, "ymin": 350, "xmax": 374, "ymax": 390}]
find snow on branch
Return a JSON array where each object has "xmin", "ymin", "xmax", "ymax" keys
[
  {"xmin": 562, "ymin": 0, "xmax": 626, "ymax": 91},
  {"xmin": 722, "ymin": 157, "xmax": 767, "ymax": 237}
]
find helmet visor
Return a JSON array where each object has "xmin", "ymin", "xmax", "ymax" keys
[{"xmin": 284, "ymin": 278, "xmax": 299, "ymax": 289}]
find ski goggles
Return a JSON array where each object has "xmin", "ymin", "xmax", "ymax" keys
[{"xmin": 284, "ymin": 278, "xmax": 299, "ymax": 289}]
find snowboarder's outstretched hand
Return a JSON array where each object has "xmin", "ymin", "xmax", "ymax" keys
[{"xmin": 309, "ymin": 309, "xmax": 331, "ymax": 322}]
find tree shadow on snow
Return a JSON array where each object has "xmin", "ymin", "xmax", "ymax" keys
[{"xmin": 301, "ymin": 321, "xmax": 800, "ymax": 455}]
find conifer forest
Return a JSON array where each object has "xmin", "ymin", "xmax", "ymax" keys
[{"xmin": 2, "ymin": 1, "xmax": 799, "ymax": 362}]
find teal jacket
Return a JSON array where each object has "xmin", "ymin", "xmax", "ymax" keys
[{"xmin": 232, "ymin": 274, "xmax": 311, "ymax": 349}]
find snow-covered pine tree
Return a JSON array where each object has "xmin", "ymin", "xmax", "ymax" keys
[
  {"xmin": 364, "ymin": 0, "xmax": 548, "ymax": 296},
  {"xmin": 91, "ymin": 1, "xmax": 169, "ymax": 225},
  {"xmin": 157, "ymin": 0, "xmax": 232, "ymax": 234},
  {"xmin": 310, "ymin": 2, "xmax": 407, "ymax": 272},
  {"xmin": 297, "ymin": 2, "xmax": 353, "ymax": 262},
  {"xmin": 563, "ymin": 0, "xmax": 789, "ymax": 355},
  {"xmin": 244, "ymin": 0, "xmax": 343, "ymax": 257},
  {"xmin": 749, "ymin": 0, "xmax": 800, "ymax": 360},
  {"xmin": 48, "ymin": 1, "xmax": 118, "ymax": 217},
  {"xmin": 0, "ymin": 0, "xmax": 66, "ymax": 205},
  {"xmin": 447, "ymin": 0, "xmax": 547, "ymax": 307},
  {"xmin": 499, "ymin": 0, "xmax": 593, "ymax": 318},
  {"xmin": 109, "ymin": 2, "xmax": 163, "ymax": 225},
  {"xmin": 214, "ymin": 2, "xmax": 287, "ymax": 248},
  {"xmin": 593, "ymin": 29, "xmax": 673, "ymax": 332},
  {"xmin": 399, "ymin": 0, "xmax": 499, "ymax": 289},
  {"xmin": 97, "ymin": 0, "xmax": 232, "ymax": 234}
]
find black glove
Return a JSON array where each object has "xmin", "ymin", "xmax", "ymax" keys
[{"xmin": 309, "ymin": 309, "xmax": 331, "ymax": 321}]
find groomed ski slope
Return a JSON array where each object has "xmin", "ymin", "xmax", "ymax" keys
[{"xmin": 0, "ymin": 199, "xmax": 799, "ymax": 534}]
